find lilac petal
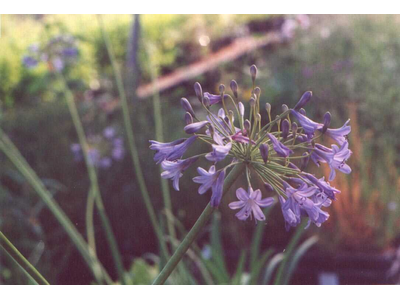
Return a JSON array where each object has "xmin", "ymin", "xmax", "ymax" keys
[
  {"xmin": 229, "ymin": 201, "xmax": 246, "ymax": 210},
  {"xmin": 236, "ymin": 188, "xmax": 249, "ymax": 202},
  {"xmin": 210, "ymin": 170, "xmax": 225, "ymax": 207},
  {"xmin": 252, "ymin": 204, "xmax": 266, "ymax": 222},
  {"xmin": 255, "ymin": 197, "xmax": 275, "ymax": 207}
]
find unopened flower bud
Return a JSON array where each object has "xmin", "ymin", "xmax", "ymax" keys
[
  {"xmin": 244, "ymin": 119, "xmax": 251, "ymax": 133},
  {"xmin": 230, "ymin": 80, "xmax": 238, "ymax": 98},
  {"xmin": 253, "ymin": 87, "xmax": 261, "ymax": 98},
  {"xmin": 194, "ymin": 82, "xmax": 203, "ymax": 103},
  {"xmin": 299, "ymin": 108, "xmax": 306, "ymax": 115},
  {"xmin": 238, "ymin": 102, "xmax": 244, "ymax": 116},
  {"xmin": 180, "ymin": 97, "xmax": 196, "ymax": 118},
  {"xmin": 264, "ymin": 182, "xmax": 274, "ymax": 192},
  {"xmin": 288, "ymin": 162, "xmax": 300, "ymax": 171},
  {"xmin": 265, "ymin": 103, "xmax": 271, "ymax": 114},
  {"xmin": 281, "ymin": 119, "xmax": 289, "ymax": 139},
  {"xmin": 184, "ymin": 112, "xmax": 193, "ymax": 125},
  {"xmin": 282, "ymin": 104, "xmax": 289, "ymax": 112},
  {"xmin": 249, "ymin": 97, "xmax": 256, "ymax": 107},
  {"xmin": 322, "ymin": 111, "xmax": 331, "ymax": 134},
  {"xmin": 294, "ymin": 91, "xmax": 313, "ymax": 110},
  {"xmin": 256, "ymin": 113, "xmax": 261, "ymax": 122},
  {"xmin": 300, "ymin": 152, "xmax": 310, "ymax": 171},
  {"xmin": 250, "ymin": 64, "xmax": 257, "ymax": 84},
  {"xmin": 259, "ymin": 144, "xmax": 269, "ymax": 164},
  {"xmin": 291, "ymin": 122, "xmax": 298, "ymax": 134},
  {"xmin": 219, "ymin": 84, "xmax": 225, "ymax": 94}
]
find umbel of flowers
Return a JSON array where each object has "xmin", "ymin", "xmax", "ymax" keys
[{"xmin": 150, "ymin": 65, "xmax": 351, "ymax": 230}]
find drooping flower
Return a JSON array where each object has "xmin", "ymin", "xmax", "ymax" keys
[
  {"xmin": 205, "ymin": 133, "xmax": 232, "ymax": 162},
  {"xmin": 321, "ymin": 119, "xmax": 351, "ymax": 146},
  {"xmin": 267, "ymin": 133, "xmax": 294, "ymax": 157},
  {"xmin": 229, "ymin": 187, "xmax": 274, "ymax": 222},
  {"xmin": 149, "ymin": 136, "xmax": 197, "ymax": 164},
  {"xmin": 312, "ymin": 141, "xmax": 352, "ymax": 181},
  {"xmin": 184, "ymin": 120, "xmax": 209, "ymax": 134},
  {"xmin": 193, "ymin": 166, "xmax": 226, "ymax": 207},
  {"xmin": 281, "ymin": 182, "xmax": 330, "ymax": 229},
  {"xmin": 303, "ymin": 173, "xmax": 340, "ymax": 200},
  {"xmin": 290, "ymin": 109, "xmax": 323, "ymax": 138},
  {"xmin": 203, "ymin": 92, "xmax": 229, "ymax": 106},
  {"xmin": 161, "ymin": 157, "xmax": 198, "ymax": 191}
]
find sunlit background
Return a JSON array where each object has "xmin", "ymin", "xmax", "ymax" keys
[{"xmin": 1, "ymin": 14, "xmax": 400, "ymax": 285}]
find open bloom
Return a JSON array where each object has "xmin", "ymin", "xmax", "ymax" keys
[
  {"xmin": 149, "ymin": 136, "xmax": 197, "ymax": 164},
  {"xmin": 291, "ymin": 109, "xmax": 323, "ymax": 138},
  {"xmin": 281, "ymin": 182, "xmax": 330, "ymax": 230},
  {"xmin": 193, "ymin": 166, "xmax": 226, "ymax": 207},
  {"xmin": 267, "ymin": 133, "xmax": 294, "ymax": 157},
  {"xmin": 312, "ymin": 141, "xmax": 352, "ymax": 180},
  {"xmin": 322, "ymin": 119, "xmax": 351, "ymax": 146},
  {"xmin": 303, "ymin": 173, "xmax": 340, "ymax": 200},
  {"xmin": 161, "ymin": 157, "xmax": 198, "ymax": 191},
  {"xmin": 205, "ymin": 133, "xmax": 232, "ymax": 162},
  {"xmin": 229, "ymin": 187, "xmax": 274, "ymax": 222}
]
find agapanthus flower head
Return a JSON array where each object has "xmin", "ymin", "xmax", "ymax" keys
[
  {"xmin": 149, "ymin": 64, "xmax": 352, "ymax": 229},
  {"xmin": 71, "ymin": 128, "xmax": 125, "ymax": 169},
  {"xmin": 22, "ymin": 34, "xmax": 78, "ymax": 72}
]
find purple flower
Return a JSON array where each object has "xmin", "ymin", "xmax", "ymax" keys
[
  {"xmin": 321, "ymin": 119, "xmax": 351, "ymax": 146},
  {"xmin": 303, "ymin": 173, "xmax": 340, "ymax": 200},
  {"xmin": 279, "ymin": 196, "xmax": 301, "ymax": 230},
  {"xmin": 205, "ymin": 133, "xmax": 231, "ymax": 162},
  {"xmin": 103, "ymin": 127, "xmax": 116, "ymax": 139},
  {"xmin": 312, "ymin": 142, "xmax": 352, "ymax": 181},
  {"xmin": 203, "ymin": 92, "xmax": 229, "ymax": 106},
  {"xmin": 229, "ymin": 187, "xmax": 274, "ymax": 222},
  {"xmin": 161, "ymin": 157, "xmax": 198, "ymax": 191},
  {"xmin": 184, "ymin": 120, "xmax": 209, "ymax": 134},
  {"xmin": 281, "ymin": 182, "xmax": 330, "ymax": 229},
  {"xmin": 52, "ymin": 57, "xmax": 64, "ymax": 72},
  {"xmin": 290, "ymin": 109, "xmax": 323, "ymax": 138},
  {"xmin": 316, "ymin": 143, "xmax": 351, "ymax": 179},
  {"xmin": 193, "ymin": 166, "xmax": 226, "ymax": 206},
  {"xmin": 293, "ymin": 91, "xmax": 313, "ymax": 110},
  {"xmin": 99, "ymin": 157, "xmax": 112, "ymax": 169},
  {"xmin": 149, "ymin": 136, "xmax": 197, "ymax": 164},
  {"xmin": 22, "ymin": 56, "xmax": 38, "ymax": 68},
  {"xmin": 87, "ymin": 148, "xmax": 100, "ymax": 166},
  {"xmin": 62, "ymin": 47, "xmax": 78, "ymax": 57},
  {"xmin": 112, "ymin": 146, "xmax": 125, "ymax": 161},
  {"xmin": 267, "ymin": 133, "xmax": 294, "ymax": 157}
]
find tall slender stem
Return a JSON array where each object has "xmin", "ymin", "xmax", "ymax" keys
[
  {"xmin": 153, "ymin": 164, "xmax": 245, "ymax": 285},
  {"xmin": 0, "ymin": 131, "xmax": 111, "ymax": 284},
  {"xmin": 57, "ymin": 72, "xmax": 125, "ymax": 283},
  {"xmin": 97, "ymin": 15, "xmax": 170, "ymax": 259},
  {"xmin": 0, "ymin": 231, "xmax": 50, "ymax": 285}
]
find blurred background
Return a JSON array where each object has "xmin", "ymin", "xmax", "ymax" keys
[{"xmin": 1, "ymin": 14, "xmax": 400, "ymax": 285}]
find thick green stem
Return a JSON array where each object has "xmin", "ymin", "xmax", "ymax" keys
[
  {"xmin": 152, "ymin": 164, "xmax": 245, "ymax": 285},
  {"xmin": 97, "ymin": 16, "xmax": 170, "ymax": 259},
  {"xmin": 0, "ymin": 231, "xmax": 50, "ymax": 285},
  {"xmin": 57, "ymin": 73, "xmax": 125, "ymax": 283},
  {"xmin": 0, "ymin": 131, "xmax": 111, "ymax": 284}
]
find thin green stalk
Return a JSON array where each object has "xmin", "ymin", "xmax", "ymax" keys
[
  {"xmin": 0, "ymin": 132, "xmax": 111, "ymax": 284},
  {"xmin": 86, "ymin": 186, "xmax": 97, "ymax": 256},
  {"xmin": 153, "ymin": 164, "xmax": 245, "ymax": 285},
  {"xmin": 0, "ymin": 231, "xmax": 50, "ymax": 285},
  {"xmin": 57, "ymin": 73, "xmax": 125, "ymax": 284},
  {"xmin": 97, "ymin": 15, "xmax": 170, "ymax": 260},
  {"xmin": 148, "ymin": 50, "xmax": 177, "ymax": 246}
]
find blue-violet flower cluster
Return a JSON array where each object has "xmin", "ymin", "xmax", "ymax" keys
[{"xmin": 149, "ymin": 65, "xmax": 352, "ymax": 229}]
